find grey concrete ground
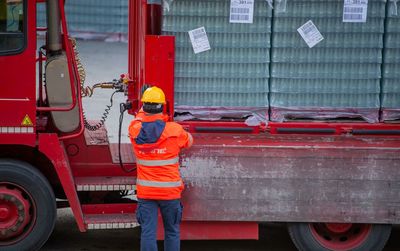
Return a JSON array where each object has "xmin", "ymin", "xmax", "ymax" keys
[
  {"xmin": 40, "ymin": 209, "xmax": 295, "ymax": 251},
  {"xmin": 40, "ymin": 40, "xmax": 400, "ymax": 250}
]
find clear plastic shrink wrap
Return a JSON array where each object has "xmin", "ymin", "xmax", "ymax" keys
[
  {"xmin": 270, "ymin": 0, "xmax": 386, "ymax": 123},
  {"xmin": 162, "ymin": 0, "xmax": 272, "ymax": 125},
  {"xmin": 381, "ymin": 0, "xmax": 400, "ymax": 121}
]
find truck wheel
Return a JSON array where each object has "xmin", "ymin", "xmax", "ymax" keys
[
  {"xmin": 288, "ymin": 223, "xmax": 391, "ymax": 251},
  {"xmin": 0, "ymin": 159, "xmax": 56, "ymax": 251}
]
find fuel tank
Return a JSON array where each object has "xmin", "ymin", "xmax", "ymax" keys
[{"xmin": 45, "ymin": 53, "xmax": 80, "ymax": 133}]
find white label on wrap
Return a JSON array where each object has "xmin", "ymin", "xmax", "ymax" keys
[
  {"xmin": 297, "ymin": 20, "xmax": 324, "ymax": 48},
  {"xmin": 343, "ymin": 0, "xmax": 369, "ymax": 23},
  {"xmin": 188, "ymin": 27, "xmax": 211, "ymax": 54},
  {"xmin": 230, "ymin": 0, "xmax": 255, "ymax": 24}
]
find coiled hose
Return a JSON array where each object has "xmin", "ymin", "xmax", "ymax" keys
[{"xmin": 70, "ymin": 38, "xmax": 116, "ymax": 131}]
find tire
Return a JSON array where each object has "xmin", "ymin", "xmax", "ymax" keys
[
  {"xmin": 288, "ymin": 223, "xmax": 391, "ymax": 251},
  {"xmin": 0, "ymin": 159, "xmax": 57, "ymax": 251}
]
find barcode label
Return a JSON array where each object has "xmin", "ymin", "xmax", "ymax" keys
[
  {"xmin": 188, "ymin": 27, "xmax": 211, "ymax": 54},
  {"xmin": 344, "ymin": 0, "xmax": 368, "ymax": 4},
  {"xmin": 344, "ymin": 13, "xmax": 363, "ymax": 20},
  {"xmin": 231, "ymin": 8, "xmax": 250, "ymax": 14},
  {"xmin": 230, "ymin": 14, "xmax": 250, "ymax": 21},
  {"xmin": 344, "ymin": 7, "xmax": 364, "ymax": 13},
  {"xmin": 192, "ymin": 28, "xmax": 206, "ymax": 40},
  {"xmin": 300, "ymin": 21, "xmax": 316, "ymax": 36},
  {"xmin": 230, "ymin": 0, "xmax": 254, "ymax": 24},
  {"xmin": 297, "ymin": 20, "xmax": 324, "ymax": 48},
  {"xmin": 343, "ymin": 0, "xmax": 368, "ymax": 22}
]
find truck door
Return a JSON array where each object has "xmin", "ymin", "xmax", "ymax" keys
[{"xmin": 0, "ymin": 0, "xmax": 36, "ymax": 131}]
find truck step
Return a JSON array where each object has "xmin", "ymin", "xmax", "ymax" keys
[
  {"xmin": 85, "ymin": 213, "xmax": 138, "ymax": 230},
  {"xmin": 75, "ymin": 176, "xmax": 136, "ymax": 191}
]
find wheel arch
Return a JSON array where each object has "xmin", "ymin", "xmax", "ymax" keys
[{"xmin": 0, "ymin": 144, "xmax": 65, "ymax": 199}]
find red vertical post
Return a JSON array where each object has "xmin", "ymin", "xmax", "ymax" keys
[
  {"xmin": 145, "ymin": 36, "xmax": 175, "ymax": 120},
  {"xmin": 128, "ymin": 0, "xmax": 147, "ymax": 114},
  {"xmin": 146, "ymin": 0, "xmax": 163, "ymax": 35}
]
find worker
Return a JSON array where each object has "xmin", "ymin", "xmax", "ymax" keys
[{"xmin": 129, "ymin": 86, "xmax": 193, "ymax": 251}]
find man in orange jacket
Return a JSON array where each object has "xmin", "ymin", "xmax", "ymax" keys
[{"xmin": 129, "ymin": 87, "xmax": 193, "ymax": 251}]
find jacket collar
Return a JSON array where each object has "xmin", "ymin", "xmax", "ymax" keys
[{"xmin": 135, "ymin": 110, "xmax": 168, "ymax": 123}]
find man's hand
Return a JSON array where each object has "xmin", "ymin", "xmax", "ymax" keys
[{"xmin": 187, "ymin": 133, "xmax": 193, "ymax": 148}]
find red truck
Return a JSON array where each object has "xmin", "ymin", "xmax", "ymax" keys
[{"xmin": 0, "ymin": 0, "xmax": 399, "ymax": 250}]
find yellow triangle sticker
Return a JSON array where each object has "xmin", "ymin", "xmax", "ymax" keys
[{"xmin": 21, "ymin": 114, "xmax": 33, "ymax": 126}]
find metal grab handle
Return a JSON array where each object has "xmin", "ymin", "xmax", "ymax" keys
[
  {"xmin": 352, "ymin": 130, "xmax": 400, "ymax": 135},
  {"xmin": 276, "ymin": 128, "xmax": 336, "ymax": 134},
  {"xmin": 194, "ymin": 126, "xmax": 254, "ymax": 133}
]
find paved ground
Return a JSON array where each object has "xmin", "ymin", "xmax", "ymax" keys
[
  {"xmin": 41, "ymin": 209, "xmax": 400, "ymax": 251},
  {"xmin": 39, "ymin": 40, "xmax": 400, "ymax": 250},
  {"xmin": 42, "ymin": 210, "xmax": 295, "ymax": 251}
]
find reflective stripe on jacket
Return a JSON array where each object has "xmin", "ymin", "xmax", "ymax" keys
[{"xmin": 129, "ymin": 111, "xmax": 191, "ymax": 200}]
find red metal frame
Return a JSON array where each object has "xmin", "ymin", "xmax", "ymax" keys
[
  {"xmin": 81, "ymin": 203, "xmax": 258, "ymax": 240},
  {"xmin": 54, "ymin": 0, "xmax": 86, "ymax": 140},
  {"xmin": 178, "ymin": 120, "xmax": 400, "ymax": 136},
  {"xmin": 34, "ymin": 0, "xmax": 85, "ymax": 141},
  {"xmin": 144, "ymin": 35, "xmax": 175, "ymax": 119},
  {"xmin": 0, "ymin": 134, "xmax": 36, "ymax": 146},
  {"xmin": 64, "ymin": 128, "xmax": 137, "ymax": 177},
  {"xmin": 38, "ymin": 134, "xmax": 85, "ymax": 232},
  {"xmin": 179, "ymin": 121, "xmax": 261, "ymax": 134},
  {"xmin": 36, "ymin": 1, "xmax": 78, "ymax": 113},
  {"xmin": 159, "ymin": 221, "xmax": 258, "ymax": 240},
  {"xmin": 128, "ymin": 0, "xmax": 147, "ymax": 114},
  {"xmin": 268, "ymin": 121, "xmax": 400, "ymax": 135},
  {"xmin": 82, "ymin": 203, "xmax": 136, "ymax": 215}
]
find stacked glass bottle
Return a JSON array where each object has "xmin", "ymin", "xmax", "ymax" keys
[
  {"xmin": 270, "ymin": 0, "xmax": 386, "ymax": 122},
  {"xmin": 162, "ymin": 0, "xmax": 271, "ymax": 122},
  {"xmin": 382, "ymin": 2, "xmax": 400, "ymax": 121}
]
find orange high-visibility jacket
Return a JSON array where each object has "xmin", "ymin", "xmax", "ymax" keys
[{"xmin": 129, "ymin": 111, "xmax": 193, "ymax": 200}]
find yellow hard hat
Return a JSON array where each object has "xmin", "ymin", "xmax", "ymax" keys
[{"xmin": 141, "ymin": 86, "xmax": 166, "ymax": 104}]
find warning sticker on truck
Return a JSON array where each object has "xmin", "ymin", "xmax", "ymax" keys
[
  {"xmin": 188, "ymin": 27, "xmax": 211, "ymax": 54},
  {"xmin": 21, "ymin": 114, "xmax": 33, "ymax": 126},
  {"xmin": 229, "ymin": 0, "xmax": 255, "ymax": 24},
  {"xmin": 297, "ymin": 20, "xmax": 324, "ymax": 48},
  {"xmin": 343, "ymin": 0, "xmax": 369, "ymax": 23}
]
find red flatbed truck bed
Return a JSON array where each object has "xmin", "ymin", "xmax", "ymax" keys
[{"xmin": 66, "ymin": 121, "xmax": 400, "ymax": 225}]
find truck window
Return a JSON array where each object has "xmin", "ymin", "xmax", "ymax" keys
[{"xmin": 0, "ymin": 0, "xmax": 25, "ymax": 54}]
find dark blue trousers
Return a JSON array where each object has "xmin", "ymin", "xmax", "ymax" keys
[{"xmin": 136, "ymin": 199, "xmax": 183, "ymax": 251}]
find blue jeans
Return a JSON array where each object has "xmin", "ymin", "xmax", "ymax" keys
[{"xmin": 136, "ymin": 199, "xmax": 183, "ymax": 251}]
